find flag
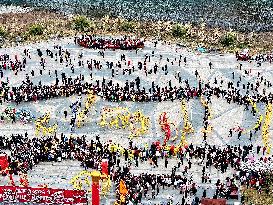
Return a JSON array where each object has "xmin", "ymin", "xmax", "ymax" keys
[{"xmin": 119, "ymin": 180, "xmax": 128, "ymax": 195}]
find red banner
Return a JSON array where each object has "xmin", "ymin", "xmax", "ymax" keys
[
  {"xmin": 0, "ymin": 154, "xmax": 9, "ymax": 170},
  {"xmin": 0, "ymin": 186, "xmax": 87, "ymax": 204},
  {"xmin": 201, "ymin": 198, "xmax": 227, "ymax": 205},
  {"xmin": 101, "ymin": 159, "xmax": 108, "ymax": 176},
  {"xmin": 92, "ymin": 182, "xmax": 100, "ymax": 205}
]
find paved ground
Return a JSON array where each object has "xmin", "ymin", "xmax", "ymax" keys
[{"xmin": 0, "ymin": 37, "xmax": 271, "ymax": 204}]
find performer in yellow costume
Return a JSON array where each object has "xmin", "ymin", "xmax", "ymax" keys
[
  {"xmin": 77, "ymin": 90, "xmax": 96, "ymax": 128},
  {"xmin": 262, "ymin": 103, "xmax": 272, "ymax": 154},
  {"xmin": 99, "ymin": 107, "xmax": 150, "ymax": 139},
  {"xmin": 35, "ymin": 113, "xmax": 58, "ymax": 136}
]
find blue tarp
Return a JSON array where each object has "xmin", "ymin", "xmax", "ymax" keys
[{"xmin": 197, "ymin": 47, "xmax": 206, "ymax": 53}]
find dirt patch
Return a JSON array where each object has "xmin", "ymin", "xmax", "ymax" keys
[{"xmin": 0, "ymin": 9, "xmax": 272, "ymax": 54}]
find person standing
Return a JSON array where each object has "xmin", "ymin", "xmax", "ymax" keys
[
  {"xmin": 209, "ymin": 62, "xmax": 212, "ymax": 69},
  {"xmin": 202, "ymin": 189, "xmax": 207, "ymax": 198},
  {"xmin": 238, "ymin": 130, "xmax": 242, "ymax": 140}
]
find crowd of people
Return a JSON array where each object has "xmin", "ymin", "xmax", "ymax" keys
[
  {"xmin": 0, "ymin": 36, "xmax": 272, "ymax": 204},
  {"xmin": 76, "ymin": 35, "xmax": 145, "ymax": 50},
  {"xmin": 0, "ymin": 38, "xmax": 271, "ymax": 112},
  {"xmin": 0, "ymin": 132, "xmax": 272, "ymax": 204}
]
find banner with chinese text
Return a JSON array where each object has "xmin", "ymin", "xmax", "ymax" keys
[{"xmin": 0, "ymin": 186, "xmax": 87, "ymax": 204}]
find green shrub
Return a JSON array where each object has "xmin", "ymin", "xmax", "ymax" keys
[
  {"xmin": 72, "ymin": 16, "xmax": 91, "ymax": 32},
  {"xmin": 172, "ymin": 24, "xmax": 188, "ymax": 38},
  {"xmin": 21, "ymin": 32, "xmax": 30, "ymax": 40},
  {"xmin": 28, "ymin": 24, "xmax": 44, "ymax": 36},
  {"xmin": 221, "ymin": 32, "xmax": 236, "ymax": 47},
  {"xmin": 120, "ymin": 21, "xmax": 135, "ymax": 32},
  {"xmin": 0, "ymin": 26, "xmax": 7, "ymax": 37},
  {"xmin": 238, "ymin": 41, "xmax": 249, "ymax": 49}
]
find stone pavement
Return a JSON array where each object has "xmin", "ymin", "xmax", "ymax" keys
[{"xmin": 0, "ymin": 37, "xmax": 272, "ymax": 204}]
